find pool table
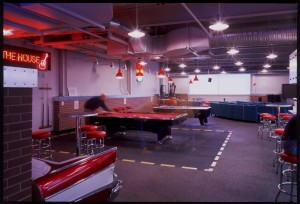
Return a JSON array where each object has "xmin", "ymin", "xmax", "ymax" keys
[
  {"xmin": 153, "ymin": 106, "xmax": 211, "ymax": 126},
  {"xmin": 88, "ymin": 112, "xmax": 188, "ymax": 143}
]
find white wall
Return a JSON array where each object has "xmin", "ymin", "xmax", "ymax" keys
[
  {"xmin": 251, "ymin": 74, "xmax": 289, "ymax": 95},
  {"xmin": 171, "ymin": 76, "xmax": 189, "ymax": 94},
  {"xmin": 189, "ymin": 74, "xmax": 251, "ymax": 95},
  {"xmin": 66, "ymin": 51, "xmax": 128, "ymax": 96},
  {"xmin": 66, "ymin": 52, "xmax": 160, "ymax": 96}
]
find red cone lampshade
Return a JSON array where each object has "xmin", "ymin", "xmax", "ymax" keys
[
  {"xmin": 157, "ymin": 66, "xmax": 166, "ymax": 78},
  {"xmin": 115, "ymin": 68, "xmax": 124, "ymax": 79}
]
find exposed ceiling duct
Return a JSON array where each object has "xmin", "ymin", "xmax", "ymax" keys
[
  {"xmin": 209, "ymin": 28, "xmax": 297, "ymax": 50},
  {"xmin": 3, "ymin": 3, "xmax": 297, "ymax": 74}
]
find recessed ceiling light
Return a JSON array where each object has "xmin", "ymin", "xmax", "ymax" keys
[
  {"xmin": 235, "ymin": 61, "xmax": 243, "ymax": 66},
  {"xmin": 139, "ymin": 61, "xmax": 147, "ymax": 66},
  {"xmin": 263, "ymin": 64, "xmax": 271, "ymax": 68},
  {"xmin": 227, "ymin": 48, "xmax": 239, "ymax": 55},
  {"xmin": 164, "ymin": 67, "xmax": 171, "ymax": 72},
  {"xmin": 212, "ymin": 65, "xmax": 220, "ymax": 70},
  {"xmin": 179, "ymin": 63, "xmax": 186, "ymax": 68},
  {"xmin": 194, "ymin": 68, "xmax": 201, "ymax": 73},
  {"xmin": 239, "ymin": 67, "xmax": 246, "ymax": 72},
  {"xmin": 266, "ymin": 53, "xmax": 278, "ymax": 59}
]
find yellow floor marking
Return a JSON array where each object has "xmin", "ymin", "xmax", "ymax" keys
[
  {"xmin": 181, "ymin": 166, "xmax": 197, "ymax": 170},
  {"xmin": 122, "ymin": 159, "xmax": 135, "ymax": 162},
  {"xmin": 217, "ymin": 151, "xmax": 222, "ymax": 156},
  {"xmin": 220, "ymin": 147, "xmax": 225, "ymax": 151},
  {"xmin": 141, "ymin": 161, "xmax": 155, "ymax": 165},
  {"xmin": 58, "ymin": 151, "xmax": 69, "ymax": 154},
  {"xmin": 160, "ymin": 164, "xmax": 175, "ymax": 167}
]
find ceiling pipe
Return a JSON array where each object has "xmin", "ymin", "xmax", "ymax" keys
[
  {"xmin": 35, "ymin": 38, "xmax": 107, "ymax": 46},
  {"xmin": 5, "ymin": 3, "xmax": 106, "ymax": 41},
  {"xmin": 40, "ymin": 3, "xmax": 106, "ymax": 30},
  {"xmin": 4, "ymin": 19, "xmax": 43, "ymax": 35},
  {"xmin": 209, "ymin": 28, "xmax": 297, "ymax": 49},
  {"xmin": 181, "ymin": 3, "xmax": 212, "ymax": 38},
  {"xmin": 4, "ymin": 3, "xmax": 58, "ymax": 26}
]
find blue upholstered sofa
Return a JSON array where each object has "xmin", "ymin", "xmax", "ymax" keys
[{"xmin": 210, "ymin": 101, "xmax": 292, "ymax": 122}]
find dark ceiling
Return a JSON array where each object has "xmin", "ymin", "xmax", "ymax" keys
[{"xmin": 3, "ymin": 2, "xmax": 298, "ymax": 75}]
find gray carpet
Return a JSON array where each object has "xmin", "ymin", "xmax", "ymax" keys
[
  {"xmin": 103, "ymin": 129, "xmax": 230, "ymax": 171},
  {"xmin": 47, "ymin": 116, "xmax": 297, "ymax": 202}
]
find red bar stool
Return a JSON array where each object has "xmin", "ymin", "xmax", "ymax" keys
[
  {"xmin": 272, "ymin": 128, "xmax": 284, "ymax": 170},
  {"xmin": 79, "ymin": 125, "xmax": 98, "ymax": 153},
  {"xmin": 257, "ymin": 113, "xmax": 272, "ymax": 138},
  {"xmin": 264, "ymin": 115, "xmax": 277, "ymax": 140},
  {"xmin": 32, "ymin": 130, "xmax": 53, "ymax": 160},
  {"xmin": 282, "ymin": 115, "xmax": 292, "ymax": 128},
  {"xmin": 86, "ymin": 130, "xmax": 107, "ymax": 155},
  {"xmin": 275, "ymin": 151, "xmax": 297, "ymax": 202},
  {"xmin": 277, "ymin": 113, "xmax": 290, "ymax": 128}
]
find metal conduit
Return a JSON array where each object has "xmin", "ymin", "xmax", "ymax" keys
[{"xmin": 209, "ymin": 28, "xmax": 297, "ymax": 48}]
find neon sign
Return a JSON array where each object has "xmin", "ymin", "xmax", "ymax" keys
[{"xmin": 3, "ymin": 45, "xmax": 51, "ymax": 70}]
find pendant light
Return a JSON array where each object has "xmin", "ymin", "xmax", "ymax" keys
[
  {"xmin": 168, "ymin": 75, "xmax": 173, "ymax": 83},
  {"xmin": 266, "ymin": 53, "xmax": 278, "ymax": 59},
  {"xmin": 136, "ymin": 61, "xmax": 144, "ymax": 81},
  {"xmin": 115, "ymin": 60, "xmax": 124, "ymax": 79},
  {"xmin": 157, "ymin": 66, "xmax": 166, "ymax": 78},
  {"xmin": 209, "ymin": 4, "xmax": 229, "ymax": 31},
  {"xmin": 227, "ymin": 48, "xmax": 239, "ymax": 55},
  {"xmin": 164, "ymin": 60, "xmax": 171, "ymax": 72},
  {"xmin": 193, "ymin": 74, "xmax": 199, "ymax": 81},
  {"xmin": 128, "ymin": 3, "xmax": 145, "ymax": 38},
  {"xmin": 189, "ymin": 79, "xmax": 193, "ymax": 84}
]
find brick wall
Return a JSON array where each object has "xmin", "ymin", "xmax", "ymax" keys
[
  {"xmin": 3, "ymin": 88, "xmax": 33, "ymax": 201},
  {"xmin": 53, "ymin": 96, "xmax": 159, "ymax": 132}
]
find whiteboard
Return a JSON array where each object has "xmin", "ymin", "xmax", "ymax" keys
[{"xmin": 189, "ymin": 74, "xmax": 250, "ymax": 95}]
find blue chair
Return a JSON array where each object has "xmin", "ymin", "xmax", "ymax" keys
[
  {"xmin": 233, "ymin": 105, "xmax": 244, "ymax": 120},
  {"xmin": 243, "ymin": 105, "xmax": 259, "ymax": 122}
]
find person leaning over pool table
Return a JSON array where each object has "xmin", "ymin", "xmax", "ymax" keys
[{"xmin": 84, "ymin": 93, "xmax": 111, "ymax": 113}]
